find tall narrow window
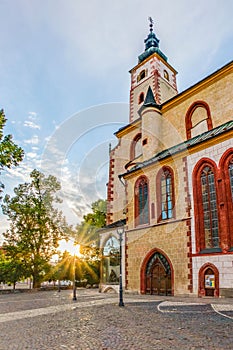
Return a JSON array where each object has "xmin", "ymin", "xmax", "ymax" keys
[
  {"xmin": 200, "ymin": 166, "xmax": 219, "ymax": 248},
  {"xmin": 157, "ymin": 167, "xmax": 175, "ymax": 222},
  {"xmin": 135, "ymin": 177, "xmax": 149, "ymax": 226},
  {"xmin": 161, "ymin": 170, "xmax": 173, "ymax": 220},
  {"xmin": 228, "ymin": 160, "xmax": 233, "ymax": 201}
]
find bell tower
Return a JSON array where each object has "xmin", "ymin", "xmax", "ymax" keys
[{"xmin": 129, "ymin": 18, "xmax": 178, "ymax": 123}]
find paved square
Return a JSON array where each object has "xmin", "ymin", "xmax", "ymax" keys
[{"xmin": 0, "ymin": 289, "xmax": 232, "ymax": 349}]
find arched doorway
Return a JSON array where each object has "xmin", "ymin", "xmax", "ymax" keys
[
  {"xmin": 198, "ymin": 263, "xmax": 219, "ymax": 297},
  {"xmin": 141, "ymin": 251, "xmax": 172, "ymax": 295}
]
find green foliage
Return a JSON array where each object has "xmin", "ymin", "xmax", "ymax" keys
[
  {"xmin": 1, "ymin": 169, "xmax": 70, "ymax": 288},
  {"xmin": 83, "ymin": 199, "xmax": 106, "ymax": 228},
  {"xmin": 0, "ymin": 259, "xmax": 26, "ymax": 289},
  {"xmin": 0, "ymin": 109, "xmax": 24, "ymax": 198},
  {"xmin": 75, "ymin": 199, "xmax": 107, "ymax": 248}
]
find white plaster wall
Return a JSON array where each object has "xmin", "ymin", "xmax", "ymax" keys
[{"xmin": 192, "ymin": 255, "xmax": 233, "ymax": 294}]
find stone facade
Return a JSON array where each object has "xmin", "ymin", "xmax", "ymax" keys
[{"xmin": 101, "ymin": 24, "xmax": 233, "ymax": 297}]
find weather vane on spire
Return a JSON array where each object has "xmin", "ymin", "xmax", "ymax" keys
[{"xmin": 148, "ymin": 17, "xmax": 154, "ymax": 32}]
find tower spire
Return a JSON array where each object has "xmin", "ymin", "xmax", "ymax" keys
[
  {"xmin": 148, "ymin": 16, "xmax": 154, "ymax": 33},
  {"xmin": 144, "ymin": 17, "xmax": 159, "ymax": 50},
  {"xmin": 138, "ymin": 18, "xmax": 167, "ymax": 63}
]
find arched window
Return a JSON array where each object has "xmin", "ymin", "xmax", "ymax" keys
[
  {"xmin": 135, "ymin": 176, "xmax": 149, "ymax": 226},
  {"xmin": 102, "ymin": 236, "xmax": 120, "ymax": 284},
  {"xmin": 185, "ymin": 101, "xmax": 213, "ymax": 140},
  {"xmin": 156, "ymin": 167, "xmax": 175, "ymax": 221},
  {"xmin": 219, "ymin": 149, "xmax": 233, "ymax": 250},
  {"xmin": 137, "ymin": 69, "xmax": 146, "ymax": 82},
  {"xmin": 200, "ymin": 166, "xmax": 219, "ymax": 248},
  {"xmin": 229, "ymin": 160, "xmax": 233, "ymax": 200},
  {"xmin": 130, "ymin": 133, "xmax": 142, "ymax": 160},
  {"xmin": 193, "ymin": 160, "xmax": 220, "ymax": 252},
  {"xmin": 138, "ymin": 92, "xmax": 144, "ymax": 104},
  {"xmin": 163, "ymin": 70, "xmax": 169, "ymax": 81}
]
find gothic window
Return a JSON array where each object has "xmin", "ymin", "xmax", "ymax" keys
[
  {"xmin": 219, "ymin": 150, "xmax": 233, "ymax": 249},
  {"xmin": 193, "ymin": 160, "xmax": 220, "ymax": 252},
  {"xmin": 138, "ymin": 92, "xmax": 144, "ymax": 104},
  {"xmin": 200, "ymin": 166, "xmax": 219, "ymax": 249},
  {"xmin": 185, "ymin": 101, "xmax": 213, "ymax": 140},
  {"xmin": 130, "ymin": 133, "xmax": 142, "ymax": 160},
  {"xmin": 229, "ymin": 160, "xmax": 233, "ymax": 200},
  {"xmin": 135, "ymin": 176, "xmax": 149, "ymax": 226},
  {"xmin": 157, "ymin": 167, "xmax": 175, "ymax": 221}
]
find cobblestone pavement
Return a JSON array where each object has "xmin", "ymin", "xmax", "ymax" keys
[{"xmin": 0, "ymin": 289, "xmax": 232, "ymax": 350}]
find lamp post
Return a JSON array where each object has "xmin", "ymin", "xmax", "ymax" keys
[
  {"xmin": 117, "ymin": 226, "xmax": 124, "ymax": 307},
  {"xmin": 73, "ymin": 253, "xmax": 77, "ymax": 301}
]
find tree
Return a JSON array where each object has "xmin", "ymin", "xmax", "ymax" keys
[
  {"xmin": 76, "ymin": 199, "xmax": 107, "ymax": 247},
  {"xmin": 2, "ymin": 169, "xmax": 70, "ymax": 288},
  {"xmin": 83, "ymin": 199, "xmax": 106, "ymax": 228},
  {"xmin": 71, "ymin": 199, "xmax": 107, "ymax": 286},
  {"xmin": 0, "ymin": 258, "xmax": 26, "ymax": 289},
  {"xmin": 0, "ymin": 109, "xmax": 24, "ymax": 198}
]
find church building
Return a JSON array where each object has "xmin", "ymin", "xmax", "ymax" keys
[{"xmin": 99, "ymin": 21, "xmax": 233, "ymax": 298}]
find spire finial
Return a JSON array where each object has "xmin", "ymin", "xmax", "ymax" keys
[{"xmin": 148, "ymin": 17, "xmax": 154, "ymax": 32}]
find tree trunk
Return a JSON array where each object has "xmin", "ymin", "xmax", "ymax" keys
[{"xmin": 32, "ymin": 269, "xmax": 41, "ymax": 288}]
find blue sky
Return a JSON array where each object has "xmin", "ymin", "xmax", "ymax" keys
[{"xmin": 1, "ymin": 0, "xmax": 233, "ymax": 237}]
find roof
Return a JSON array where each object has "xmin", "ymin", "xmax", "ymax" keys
[
  {"xmin": 143, "ymin": 86, "xmax": 160, "ymax": 108},
  {"xmin": 98, "ymin": 219, "xmax": 126, "ymax": 233},
  {"xmin": 120, "ymin": 120, "xmax": 233, "ymax": 177}
]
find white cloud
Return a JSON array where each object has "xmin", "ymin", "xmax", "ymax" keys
[
  {"xmin": 24, "ymin": 135, "xmax": 39, "ymax": 145},
  {"xmin": 28, "ymin": 112, "xmax": 37, "ymax": 119},
  {"xmin": 24, "ymin": 120, "xmax": 41, "ymax": 130},
  {"xmin": 27, "ymin": 152, "xmax": 39, "ymax": 159},
  {"xmin": 23, "ymin": 111, "xmax": 41, "ymax": 130}
]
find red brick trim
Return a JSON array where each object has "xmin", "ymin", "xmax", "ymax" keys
[{"xmin": 182, "ymin": 156, "xmax": 193, "ymax": 292}]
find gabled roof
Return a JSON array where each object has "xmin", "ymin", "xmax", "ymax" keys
[{"xmin": 120, "ymin": 120, "xmax": 233, "ymax": 177}]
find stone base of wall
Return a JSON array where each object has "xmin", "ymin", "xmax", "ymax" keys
[{"xmin": 219, "ymin": 288, "xmax": 233, "ymax": 298}]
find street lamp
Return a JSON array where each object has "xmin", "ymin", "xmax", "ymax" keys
[
  {"xmin": 117, "ymin": 226, "xmax": 124, "ymax": 307},
  {"xmin": 73, "ymin": 253, "xmax": 77, "ymax": 301},
  {"xmin": 57, "ymin": 239, "xmax": 80, "ymax": 301}
]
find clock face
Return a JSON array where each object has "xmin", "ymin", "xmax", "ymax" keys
[{"xmin": 103, "ymin": 236, "xmax": 119, "ymax": 256}]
